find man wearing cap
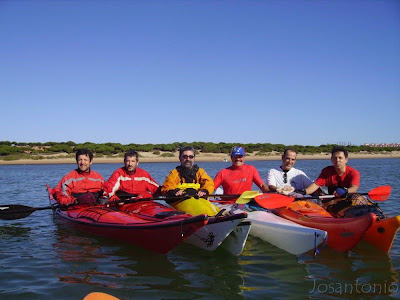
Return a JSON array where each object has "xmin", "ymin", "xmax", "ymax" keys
[{"xmin": 213, "ymin": 146, "xmax": 269, "ymax": 203}]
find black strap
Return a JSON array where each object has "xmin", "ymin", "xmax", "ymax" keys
[{"xmin": 71, "ymin": 191, "xmax": 101, "ymax": 199}]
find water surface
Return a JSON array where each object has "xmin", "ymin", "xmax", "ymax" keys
[{"xmin": 0, "ymin": 158, "xmax": 399, "ymax": 299}]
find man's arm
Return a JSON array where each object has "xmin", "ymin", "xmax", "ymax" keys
[
  {"xmin": 197, "ymin": 169, "xmax": 215, "ymax": 196},
  {"xmin": 252, "ymin": 166, "xmax": 269, "ymax": 193},
  {"xmin": 304, "ymin": 182, "xmax": 320, "ymax": 195},
  {"xmin": 266, "ymin": 169, "xmax": 278, "ymax": 192},
  {"xmin": 161, "ymin": 170, "xmax": 182, "ymax": 196}
]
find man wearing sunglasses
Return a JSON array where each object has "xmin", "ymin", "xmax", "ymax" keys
[
  {"xmin": 161, "ymin": 146, "xmax": 214, "ymax": 198},
  {"xmin": 266, "ymin": 148, "xmax": 313, "ymax": 194}
]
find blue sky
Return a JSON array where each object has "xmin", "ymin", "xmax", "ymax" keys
[{"xmin": 1, "ymin": 0, "xmax": 399, "ymax": 146}]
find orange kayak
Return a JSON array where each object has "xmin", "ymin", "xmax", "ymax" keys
[
  {"xmin": 318, "ymin": 197, "xmax": 400, "ymax": 253},
  {"xmin": 362, "ymin": 215, "xmax": 400, "ymax": 253},
  {"xmin": 274, "ymin": 201, "xmax": 377, "ymax": 252}
]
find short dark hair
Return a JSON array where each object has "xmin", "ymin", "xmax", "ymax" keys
[
  {"xmin": 283, "ymin": 148, "xmax": 297, "ymax": 156},
  {"xmin": 75, "ymin": 149, "xmax": 93, "ymax": 162},
  {"xmin": 124, "ymin": 150, "xmax": 139, "ymax": 161},
  {"xmin": 179, "ymin": 146, "xmax": 196, "ymax": 157},
  {"xmin": 331, "ymin": 146, "xmax": 348, "ymax": 158}
]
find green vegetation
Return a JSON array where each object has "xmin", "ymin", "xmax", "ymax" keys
[
  {"xmin": 0, "ymin": 141, "xmax": 398, "ymax": 161},
  {"xmin": 160, "ymin": 152, "xmax": 175, "ymax": 158}
]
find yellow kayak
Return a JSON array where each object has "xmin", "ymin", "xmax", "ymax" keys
[{"xmin": 172, "ymin": 197, "xmax": 221, "ymax": 216}]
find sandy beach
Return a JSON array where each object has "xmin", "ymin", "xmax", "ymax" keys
[{"xmin": 1, "ymin": 151, "xmax": 399, "ymax": 165}]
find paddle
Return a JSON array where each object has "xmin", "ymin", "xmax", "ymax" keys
[
  {"xmin": 301, "ymin": 185, "xmax": 392, "ymax": 203},
  {"xmin": 253, "ymin": 193, "xmax": 295, "ymax": 209},
  {"xmin": 0, "ymin": 195, "xmax": 183, "ymax": 221},
  {"xmin": 0, "ymin": 193, "xmax": 226, "ymax": 220},
  {"xmin": 212, "ymin": 190, "xmax": 295, "ymax": 209},
  {"xmin": 0, "ymin": 190, "xmax": 297, "ymax": 221},
  {"xmin": 0, "ymin": 204, "xmax": 53, "ymax": 220},
  {"xmin": 233, "ymin": 191, "xmax": 261, "ymax": 204},
  {"xmin": 161, "ymin": 193, "xmax": 248, "ymax": 204},
  {"xmin": 364, "ymin": 185, "xmax": 391, "ymax": 201}
]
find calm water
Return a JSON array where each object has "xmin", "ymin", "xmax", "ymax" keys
[{"xmin": 0, "ymin": 158, "xmax": 399, "ymax": 299}]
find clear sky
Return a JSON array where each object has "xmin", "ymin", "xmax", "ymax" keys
[{"xmin": 1, "ymin": 0, "xmax": 399, "ymax": 146}]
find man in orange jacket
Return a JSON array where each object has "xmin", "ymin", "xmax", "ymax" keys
[{"xmin": 161, "ymin": 146, "xmax": 214, "ymax": 198}]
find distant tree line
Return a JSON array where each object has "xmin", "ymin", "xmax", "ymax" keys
[{"xmin": 0, "ymin": 141, "xmax": 399, "ymax": 158}]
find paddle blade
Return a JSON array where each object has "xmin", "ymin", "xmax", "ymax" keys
[
  {"xmin": 254, "ymin": 193, "xmax": 294, "ymax": 209},
  {"xmin": 0, "ymin": 205, "xmax": 51, "ymax": 220},
  {"xmin": 236, "ymin": 191, "xmax": 260, "ymax": 204},
  {"xmin": 368, "ymin": 185, "xmax": 391, "ymax": 201}
]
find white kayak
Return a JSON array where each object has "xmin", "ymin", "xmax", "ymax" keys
[
  {"xmin": 247, "ymin": 210, "xmax": 327, "ymax": 255},
  {"xmin": 184, "ymin": 212, "xmax": 249, "ymax": 253},
  {"xmin": 216, "ymin": 203, "xmax": 327, "ymax": 255},
  {"xmin": 220, "ymin": 220, "xmax": 251, "ymax": 256}
]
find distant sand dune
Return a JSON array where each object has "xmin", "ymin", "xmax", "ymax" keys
[{"xmin": 0, "ymin": 151, "xmax": 399, "ymax": 165}]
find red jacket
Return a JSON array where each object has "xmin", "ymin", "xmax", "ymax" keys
[
  {"xmin": 103, "ymin": 167, "xmax": 159, "ymax": 200},
  {"xmin": 53, "ymin": 169, "xmax": 105, "ymax": 205}
]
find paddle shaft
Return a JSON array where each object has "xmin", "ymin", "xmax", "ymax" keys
[
  {"xmin": 320, "ymin": 192, "xmax": 379, "ymax": 203},
  {"xmin": 0, "ymin": 190, "xmax": 252, "ymax": 221}
]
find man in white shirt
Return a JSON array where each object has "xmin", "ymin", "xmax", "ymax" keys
[{"xmin": 267, "ymin": 148, "xmax": 312, "ymax": 193}]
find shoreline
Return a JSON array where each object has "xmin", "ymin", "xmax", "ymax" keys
[{"xmin": 0, "ymin": 151, "xmax": 399, "ymax": 165}]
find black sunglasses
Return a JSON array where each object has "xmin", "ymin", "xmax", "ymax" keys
[
  {"xmin": 283, "ymin": 172, "xmax": 288, "ymax": 184},
  {"xmin": 182, "ymin": 155, "xmax": 195, "ymax": 159}
]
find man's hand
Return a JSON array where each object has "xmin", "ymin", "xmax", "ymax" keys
[
  {"xmin": 97, "ymin": 196, "xmax": 109, "ymax": 205},
  {"xmin": 334, "ymin": 188, "xmax": 348, "ymax": 198},
  {"xmin": 196, "ymin": 189, "xmax": 209, "ymax": 198}
]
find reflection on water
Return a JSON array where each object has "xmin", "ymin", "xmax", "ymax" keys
[
  {"xmin": 170, "ymin": 245, "xmax": 245, "ymax": 299},
  {"xmin": 49, "ymin": 218, "xmax": 248, "ymax": 299},
  {"xmin": 0, "ymin": 224, "xmax": 32, "ymax": 239},
  {"xmin": 300, "ymin": 242, "xmax": 399, "ymax": 298},
  {"xmin": 240, "ymin": 236, "xmax": 312, "ymax": 299}
]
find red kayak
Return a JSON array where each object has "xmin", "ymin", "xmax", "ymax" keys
[
  {"xmin": 47, "ymin": 185, "xmax": 207, "ymax": 254},
  {"xmin": 274, "ymin": 201, "xmax": 377, "ymax": 252}
]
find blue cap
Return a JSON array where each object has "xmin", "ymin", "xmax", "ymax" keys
[{"xmin": 231, "ymin": 146, "xmax": 245, "ymax": 157}]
